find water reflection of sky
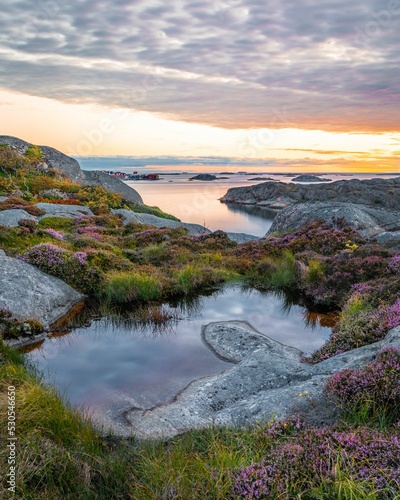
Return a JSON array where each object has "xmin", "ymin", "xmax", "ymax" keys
[{"xmin": 27, "ymin": 286, "xmax": 331, "ymax": 422}]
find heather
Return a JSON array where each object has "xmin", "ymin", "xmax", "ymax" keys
[
  {"xmin": 233, "ymin": 425, "xmax": 400, "ymax": 499},
  {"xmin": 325, "ymin": 347, "xmax": 400, "ymax": 427}
]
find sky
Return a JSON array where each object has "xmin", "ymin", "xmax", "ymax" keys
[{"xmin": 0, "ymin": 0, "xmax": 399, "ymax": 172}]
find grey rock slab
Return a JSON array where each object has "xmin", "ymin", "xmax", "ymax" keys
[
  {"xmin": 124, "ymin": 323, "xmax": 400, "ymax": 440},
  {"xmin": 373, "ymin": 230, "xmax": 400, "ymax": 249},
  {"xmin": 0, "ymin": 209, "xmax": 38, "ymax": 227},
  {"xmin": 265, "ymin": 202, "xmax": 400, "ymax": 237},
  {"xmin": 225, "ymin": 232, "xmax": 260, "ymax": 243},
  {"xmin": 35, "ymin": 203, "xmax": 94, "ymax": 219},
  {"xmin": 83, "ymin": 170, "xmax": 143, "ymax": 204},
  {"xmin": 0, "ymin": 253, "xmax": 84, "ymax": 328},
  {"xmin": 202, "ymin": 321, "xmax": 302, "ymax": 363},
  {"xmin": 112, "ymin": 209, "xmax": 211, "ymax": 235}
]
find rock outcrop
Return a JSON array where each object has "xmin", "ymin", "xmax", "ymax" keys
[
  {"xmin": 83, "ymin": 170, "xmax": 143, "ymax": 204},
  {"xmin": 125, "ymin": 322, "xmax": 400, "ymax": 439},
  {"xmin": 112, "ymin": 209, "xmax": 211, "ymax": 235},
  {"xmin": 0, "ymin": 136, "xmax": 143, "ymax": 204},
  {"xmin": 0, "ymin": 209, "xmax": 38, "ymax": 227},
  {"xmin": 291, "ymin": 174, "xmax": 331, "ymax": 182},
  {"xmin": 266, "ymin": 202, "xmax": 400, "ymax": 238},
  {"xmin": 189, "ymin": 174, "xmax": 218, "ymax": 181},
  {"xmin": 0, "ymin": 135, "xmax": 85, "ymax": 183},
  {"xmin": 35, "ymin": 203, "xmax": 94, "ymax": 219},
  {"xmin": 220, "ymin": 177, "xmax": 400, "ymax": 211},
  {"xmin": 0, "ymin": 251, "xmax": 84, "ymax": 329},
  {"xmin": 112, "ymin": 209, "xmax": 259, "ymax": 242}
]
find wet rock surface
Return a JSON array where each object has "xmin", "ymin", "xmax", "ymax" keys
[{"xmin": 124, "ymin": 322, "xmax": 400, "ymax": 440}]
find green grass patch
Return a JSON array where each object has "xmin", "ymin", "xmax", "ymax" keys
[
  {"xmin": 38, "ymin": 216, "xmax": 75, "ymax": 231},
  {"xmin": 102, "ymin": 270, "xmax": 162, "ymax": 303},
  {"xmin": 125, "ymin": 201, "xmax": 180, "ymax": 221}
]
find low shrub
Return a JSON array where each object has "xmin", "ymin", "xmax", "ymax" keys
[
  {"xmin": 233, "ymin": 425, "xmax": 400, "ymax": 498},
  {"xmin": 325, "ymin": 347, "xmax": 400, "ymax": 427},
  {"xmin": 21, "ymin": 244, "xmax": 103, "ymax": 294}
]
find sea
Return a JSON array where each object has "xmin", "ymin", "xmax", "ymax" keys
[{"xmin": 76, "ymin": 156, "xmax": 399, "ymax": 237}]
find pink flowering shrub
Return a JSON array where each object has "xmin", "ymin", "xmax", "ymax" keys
[
  {"xmin": 387, "ymin": 299, "xmax": 400, "ymax": 330},
  {"xmin": 325, "ymin": 347, "xmax": 400, "ymax": 426},
  {"xmin": 21, "ymin": 244, "xmax": 102, "ymax": 294},
  {"xmin": 21, "ymin": 243, "xmax": 67, "ymax": 274},
  {"xmin": 307, "ymin": 307, "xmax": 388, "ymax": 363},
  {"xmin": 76, "ymin": 225, "xmax": 102, "ymax": 240},
  {"xmin": 44, "ymin": 228, "xmax": 65, "ymax": 240},
  {"xmin": 388, "ymin": 255, "xmax": 400, "ymax": 274},
  {"xmin": 233, "ymin": 426, "xmax": 400, "ymax": 498}
]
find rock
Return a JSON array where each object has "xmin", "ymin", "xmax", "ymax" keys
[
  {"xmin": 225, "ymin": 232, "xmax": 260, "ymax": 243},
  {"xmin": 0, "ymin": 253, "xmax": 84, "ymax": 329},
  {"xmin": 373, "ymin": 231, "xmax": 400, "ymax": 249},
  {"xmin": 124, "ymin": 322, "xmax": 400, "ymax": 439},
  {"xmin": 83, "ymin": 170, "xmax": 143, "ymax": 204},
  {"xmin": 112, "ymin": 209, "xmax": 211, "ymax": 235},
  {"xmin": 35, "ymin": 203, "xmax": 94, "ymax": 219},
  {"xmin": 265, "ymin": 202, "xmax": 400, "ymax": 238},
  {"xmin": 0, "ymin": 136, "xmax": 143, "ymax": 204},
  {"xmin": 0, "ymin": 196, "xmax": 8, "ymax": 202},
  {"xmin": 189, "ymin": 174, "xmax": 218, "ymax": 181},
  {"xmin": 39, "ymin": 189, "xmax": 71, "ymax": 200},
  {"xmin": 292, "ymin": 174, "xmax": 331, "ymax": 182},
  {"xmin": 0, "ymin": 209, "xmax": 38, "ymax": 227},
  {"xmin": 220, "ymin": 177, "xmax": 400, "ymax": 211}
]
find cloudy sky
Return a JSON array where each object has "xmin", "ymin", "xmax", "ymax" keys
[{"xmin": 0, "ymin": 0, "xmax": 399, "ymax": 171}]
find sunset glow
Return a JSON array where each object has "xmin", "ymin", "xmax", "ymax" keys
[{"xmin": 0, "ymin": 1, "xmax": 399, "ymax": 172}]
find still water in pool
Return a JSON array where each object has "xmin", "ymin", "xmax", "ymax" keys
[{"xmin": 27, "ymin": 285, "xmax": 332, "ymax": 426}]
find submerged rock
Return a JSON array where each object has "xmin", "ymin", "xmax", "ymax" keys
[
  {"xmin": 124, "ymin": 322, "xmax": 400, "ymax": 439},
  {"xmin": 0, "ymin": 252, "xmax": 84, "ymax": 329}
]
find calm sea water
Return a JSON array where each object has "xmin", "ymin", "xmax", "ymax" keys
[
  {"xmin": 77, "ymin": 158, "xmax": 399, "ymax": 237},
  {"xmin": 27, "ymin": 286, "xmax": 331, "ymax": 429}
]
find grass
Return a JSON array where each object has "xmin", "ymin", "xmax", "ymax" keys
[
  {"xmin": 102, "ymin": 270, "xmax": 162, "ymax": 304},
  {"xmin": 267, "ymin": 250, "xmax": 297, "ymax": 289}
]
